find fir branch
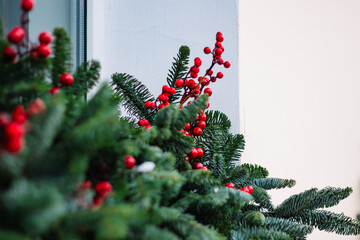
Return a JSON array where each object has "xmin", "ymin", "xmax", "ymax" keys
[
  {"xmin": 275, "ymin": 187, "xmax": 353, "ymax": 218},
  {"xmin": 208, "ymin": 153, "xmax": 225, "ymax": 179},
  {"xmin": 232, "ymin": 226, "xmax": 291, "ymax": 240},
  {"xmin": 204, "ymin": 110, "xmax": 231, "ymax": 133},
  {"xmin": 293, "ymin": 210, "xmax": 360, "ymax": 235},
  {"xmin": 167, "ymin": 46, "xmax": 190, "ymax": 103},
  {"xmin": 52, "ymin": 28, "xmax": 72, "ymax": 85},
  {"xmin": 264, "ymin": 217, "xmax": 313, "ymax": 238},
  {"xmin": 250, "ymin": 178, "xmax": 296, "ymax": 190},
  {"xmin": 240, "ymin": 164, "xmax": 269, "ymax": 180},
  {"xmin": 111, "ymin": 73, "xmax": 155, "ymax": 121},
  {"xmin": 251, "ymin": 186, "xmax": 274, "ymax": 211}
]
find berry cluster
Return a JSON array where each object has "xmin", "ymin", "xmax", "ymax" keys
[
  {"xmin": 2, "ymin": 0, "xmax": 75, "ymax": 96},
  {"xmin": 226, "ymin": 182, "xmax": 254, "ymax": 194},
  {"xmin": 93, "ymin": 181, "xmax": 113, "ymax": 207},
  {"xmin": 184, "ymin": 147, "xmax": 208, "ymax": 171},
  {"xmin": 138, "ymin": 119, "xmax": 152, "ymax": 129},
  {"xmin": 0, "ymin": 99, "xmax": 46, "ymax": 154},
  {"xmin": 144, "ymin": 85, "xmax": 176, "ymax": 111}
]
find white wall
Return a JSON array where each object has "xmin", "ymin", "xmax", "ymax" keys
[
  {"xmin": 87, "ymin": 0, "xmax": 240, "ymax": 132},
  {"xmin": 239, "ymin": 1, "xmax": 360, "ymax": 239}
]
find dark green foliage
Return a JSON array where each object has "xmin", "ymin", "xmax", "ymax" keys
[
  {"xmin": 51, "ymin": 28, "xmax": 72, "ymax": 85},
  {"xmin": 166, "ymin": 45, "xmax": 190, "ymax": 102},
  {"xmin": 250, "ymin": 178, "xmax": 296, "ymax": 190},
  {"xmin": 111, "ymin": 73, "xmax": 155, "ymax": 121}
]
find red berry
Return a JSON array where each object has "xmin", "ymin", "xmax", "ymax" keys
[
  {"xmin": 49, "ymin": 87, "xmax": 60, "ymax": 95},
  {"xmin": 206, "ymin": 102, "xmax": 210, "ymax": 109},
  {"xmin": 158, "ymin": 94, "xmax": 169, "ymax": 103},
  {"xmin": 220, "ymin": 46, "xmax": 225, "ymax": 52},
  {"xmin": 94, "ymin": 181, "xmax": 112, "ymax": 198},
  {"xmin": 59, "ymin": 73, "xmax": 74, "ymax": 87},
  {"xmin": 215, "ymin": 55, "xmax": 221, "ymax": 59},
  {"xmin": 238, "ymin": 188, "xmax": 246, "ymax": 192},
  {"xmin": 158, "ymin": 103, "xmax": 164, "ymax": 109},
  {"xmin": 226, "ymin": 183, "xmax": 235, "ymax": 189},
  {"xmin": 215, "ymin": 42, "xmax": 222, "ymax": 48},
  {"xmin": 211, "ymin": 77, "xmax": 216, "ymax": 82},
  {"xmin": 30, "ymin": 50, "xmax": 38, "ymax": 59},
  {"xmin": 145, "ymin": 101, "xmax": 155, "ymax": 109},
  {"xmin": 81, "ymin": 180, "xmax": 92, "ymax": 189},
  {"xmin": 138, "ymin": 119, "xmax": 149, "ymax": 126},
  {"xmin": 184, "ymin": 156, "xmax": 190, "ymax": 162},
  {"xmin": 38, "ymin": 32, "xmax": 52, "ymax": 45},
  {"xmin": 192, "ymin": 67, "xmax": 200, "ymax": 73},
  {"xmin": 215, "ymin": 48, "xmax": 223, "ymax": 56},
  {"xmin": 3, "ymin": 137, "xmax": 24, "ymax": 154},
  {"xmin": 245, "ymin": 185, "xmax": 254, "ymax": 194},
  {"xmin": 199, "ymin": 112, "xmax": 207, "ymax": 121},
  {"xmin": 206, "ymin": 69, "xmax": 213, "ymax": 76},
  {"xmin": 204, "ymin": 88, "xmax": 212, "ymax": 96},
  {"xmin": 184, "ymin": 123, "xmax": 191, "ymax": 130},
  {"xmin": 193, "ymin": 127, "xmax": 202, "ymax": 136},
  {"xmin": 187, "ymin": 80, "xmax": 197, "ymax": 89},
  {"xmin": 21, "ymin": 0, "xmax": 34, "ymax": 12},
  {"xmin": 204, "ymin": 47, "xmax": 211, "ymax": 54},
  {"xmin": 217, "ymin": 72, "xmax": 224, "ymax": 79},
  {"xmin": 194, "ymin": 57, "xmax": 202, "ymax": 67},
  {"xmin": 4, "ymin": 122, "xmax": 23, "ymax": 138},
  {"xmin": 164, "ymin": 102, "xmax": 169, "ymax": 107},
  {"xmin": 189, "ymin": 148, "xmax": 198, "ymax": 159},
  {"xmin": 7, "ymin": 27, "xmax": 25, "ymax": 44},
  {"xmin": 145, "ymin": 125, "xmax": 152, "ymax": 130},
  {"xmin": 217, "ymin": 58, "xmax": 224, "ymax": 65},
  {"xmin": 169, "ymin": 87, "xmax": 176, "ymax": 95},
  {"xmin": 27, "ymin": 99, "xmax": 46, "ymax": 115},
  {"xmin": 216, "ymin": 34, "xmax": 224, "ymax": 42},
  {"xmin": 37, "ymin": 44, "xmax": 51, "ymax": 58},
  {"xmin": 216, "ymin": 31, "xmax": 223, "ymax": 36},
  {"xmin": 12, "ymin": 106, "xmax": 27, "ymax": 123},
  {"xmin": 124, "ymin": 155, "xmax": 136, "ymax": 169},
  {"xmin": 224, "ymin": 61, "xmax": 231, "ymax": 68},
  {"xmin": 3, "ymin": 47, "xmax": 16, "ymax": 62},
  {"xmin": 195, "ymin": 147, "xmax": 204, "ymax": 158},
  {"xmin": 197, "ymin": 120, "xmax": 206, "ymax": 129},
  {"xmin": 175, "ymin": 79, "xmax": 184, "ymax": 87},
  {"xmin": 202, "ymin": 166, "xmax": 208, "ymax": 171},
  {"xmin": 193, "ymin": 162, "xmax": 203, "ymax": 169},
  {"xmin": 190, "ymin": 72, "xmax": 198, "ymax": 79},
  {"xmin": 162, "ymin": 85, "xmax": 171, "ymax": 93}
]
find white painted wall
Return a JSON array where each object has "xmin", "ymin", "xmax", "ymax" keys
[
  {"xmin": 87, "ymin": 0, "xmax": 240, "ymax": 133},
  {"xmin": 239, "ymin": 1, "xmax": 360, "ymax": 239}
]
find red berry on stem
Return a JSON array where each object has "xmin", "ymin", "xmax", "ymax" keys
[
  {"xmin": 184, "ymin": 123, "xmax": 191, "ymax": 130},
  {"xmin": 162, "ymin": 85, "xmax": 171, "ymax": 93},
  {"xmin": 204, "ymin": 88, "xmax": 212, "ymax": 96},
  {"xmin": 216, "ymin": 34, "xmax": 224, "ymax": 42},
  {"xmin": 199, "ymin": 112, "xmax": 207, "ymax": 121},
  {"xmin": 193, "ymin": 127, "xmax": 202, "ymax": 136},
  {"xmin": 49, "ymin": 86, "xmax": 60, "ymax": 95},
  {"xmin": 175, "ymin": 79, "xmax": 184, "ymax": 87},
  {"xmin": 215, "ymin": 42, "xmax": 222, "ymax": 48},
  {"xmin": 195, "ymin": 147, "xmax": 204, "ymax": 158},
  {"xmin": 12, "ymin": 106, "xmax": 26, "ymax": 123},
  {"xmin": 218, "ymin": 58, "xmax": 224, "ymax": 65},
  {"xmin": 194, "ymin": 57, "xmax": 202, "ymax": 67},
  {"xmin": 217, "ymin": 72, "xmax": 224, "ymax": 79},
  {"xmin": 226, "ymin": 183, "xmax": 235, "ymax": 189},
  {"xmin": 189, "ymin": 148, "xmax": 198, "ymax": 159},
  {"xmin": 26, "ymin": 98, "xmax": 46, "ymax": 115},
  {"xmin": 211, "ymin": 77, "xmax": 216, "ymax": 83},
  {"xmin": 4, "ymin": 122, "xmax": 23, "ymax": 138},
  {"xmin": 145, "ymin": 125, "xmax": 152, "ymax": 130},
  {"xmin": 169, "ymin": 87, "xmax": 176, "ymax": 95},
  {"xmin": 245, "ymin": 185, "xmax": 254, "ymax": 194},
  {"xmin": 158, "ymin": 103, "xmax": 164, "ymax": 109},
  {"xmin": 37, "ymin": 44, "xmax": 52, "ymax": 58},
  {"xmin": 206, "ymin": 69, "xmax": 213, "ymax": 75},
  {"xmin": 215, "ymin": 48, "xmax": 223, "ymax": 56},
  {"xmin": 158, "ymin": 94, "xmax": 169, "ymax": 103},
  {"xmin": 3, "ymin": 47, "xmax": 16, "ymax": 62},
  {"xmin": 202, "ymin": 166, "xmax": 208, "ymax": 171},
  {"xmin": 224, "ymin": 61, "xmax": 231, "ymax": 68},
  {"xmin": 216, "ymin": 31, "xmax": 223, "ymax": 36},
  {"xmin": 190, "ymin": 72, "xmax": 198, "ymax": 79},
  {"xmin": 7, "ymin": 27, "xmax": 25, "ymax": 44},
  {"xmin": 192, "ymin": 67, "xmax": 199, "ymax": 73},
  {"xmin": 187, "ymin": 80, "xmax": 197, "ymax": 89},
  {"xmin": 94, "ymin": 181, "xmax": 112, "ymax": 198},
  {"xmin": 145, "ymin": 101, "xmax": 155, "ymax": 109},
  {"xmin": 124, "ymin": 155, "xmax": 136, "ymax": 169},
  {"xmin": 93, "ymin": 196, "xmax": 103, "ymax": 206},
  {"xmin": 197, "ymin": 120, "xmax": 206, "ymax": 129},
  {"xmin": 21, "ymin": 0, "xmax": 34, "ymax": 12},
  {"xmin": 206, "ymin": 102, "xmax": 210, "ymax": 109},
  {"xmin": 184, "ymin": 156, "xmax": 190, "ymax": 162},
  {"xmin": 39, "ymin": 32, "xmax": 52, "ymax": 45},
  {"xmin": 204, "ymin": 47, "xmax": 211, "ymax": 54},
  {"xmin": 59, "ymin": 73, "xmax": 74, "ymax": 87},
  {"xmin": 193, "ymin": 162, "xmax": 203, "ymax": 169}
]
